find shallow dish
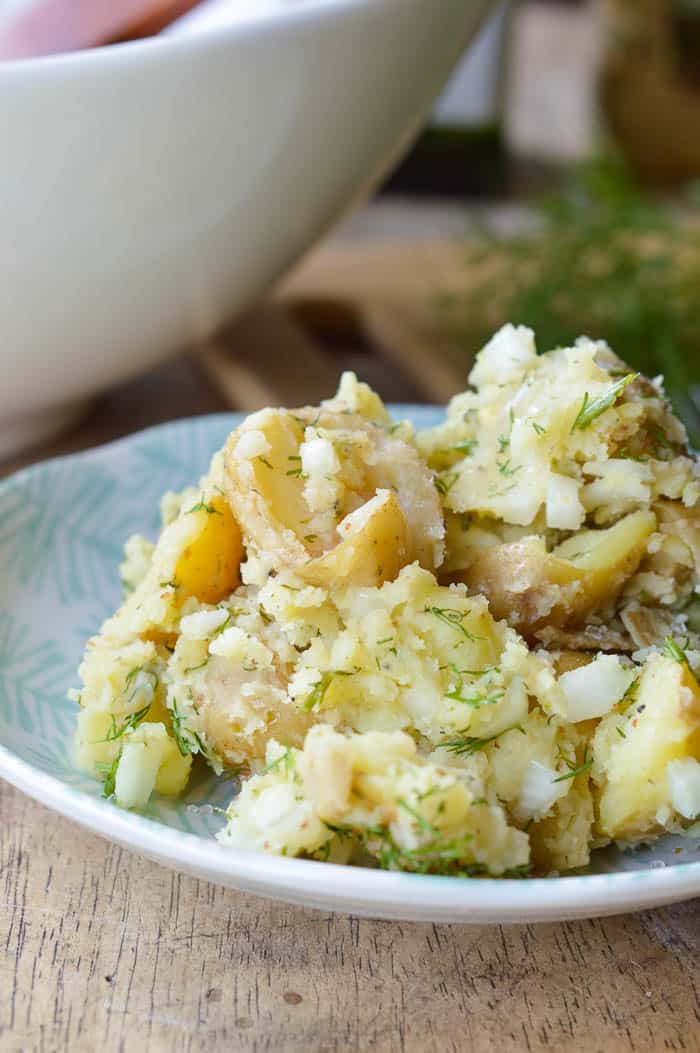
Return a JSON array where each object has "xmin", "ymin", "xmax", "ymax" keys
[{"xmin": 1, "ymin": 409, "xmax": 699, "ymax": 923}]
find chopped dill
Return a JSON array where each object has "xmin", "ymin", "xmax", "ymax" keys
[
  {"xmin": 454, "ymin": 439, "xmax": 477, "ymax": 455},
  {"xmin": 570, "ymin": 373, "xmax": 638, "ymax": 432},
  {"xmin": 98, "ymin": 703, "xmax": 152, "ymax": 743},
  {"xmin": 434, "ymin": 472, "xmax": 459, "ymax": 497},
  {"xmin": 302, "ymin": 671, "xmax": 335, "ymax": 712},
  {"xmin": 425, "ymin": 606, "xmax": 483, "ymax": 642},
  {"xmin": 445, "ymin": 678, "xmax": 504, "ymax": 709},
  {"xmin": 442, "ymin": 724, "xmax": 523, "ymax": 757},
  {"xmin": 488, "ymin": 480, "xmax": 518, "ymax": 499},
  {"xmin": 496, "ymin": 457, "xmax": 521, "ymax": 477},
  {"xmin": 259, "ymin": 748, "xmax": 294, "ymax": 776},
  {"xmin": 396, "ymin": 797, "xmax": 440, "ymax": 837},
  {"xmin": 95, "ymin": 752, "xmax": 121, "ymax": 799},
  {"xmin": 504, "ymin": 864, "xmax": 533, "ymax": 879},
  {"xmin": 553, "ymin": 745, "xmax": 593, "ymax": 782},
  {"xmin": 186, "ymin": 494, "xmax": 222, "ymax": 515},
  {"xmin": 663, "ymin": 636, "xmax": 689, "ymax": 664},
  {"xmin": 184, "ymin": 659, "xmax": 209, "ymax": 674},
  {"xmin": 169, "ymin": 698, "xmax": 210, "ymax": 760},
  {"xmin": 619, "ymin": 676, "xmax": 639, "ymax": 710}
]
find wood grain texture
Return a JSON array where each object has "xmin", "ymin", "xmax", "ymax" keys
[{"xmin": 1, "ymin": 777, "xmax": 698, "ymax": 1053}]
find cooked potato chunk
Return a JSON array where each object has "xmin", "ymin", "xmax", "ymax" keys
[
  {"xmin": 299, "ymin": 489, "xmax": 410, "ymax": 588},
  {"xmin": 101, "ymin": 485, "xmax": 243, "ymax": 643},
  {"xmin": 593, "ymin": 654, "xmax": 700, "ymax": 839},
  {"xmin": 174, "ymin": 496, "xmax": 243, "ymax": 605},
  {"xmin": 224, "ymin": 402, "xmax": 444, "ymax": 582},
  {"xmin": 529, "ymin": 773, "xmax": 595, "ymax": 872},
  {"xmin": 114, "ymin": 722, "xmax": 192, "ymax": 809},
  {"xmin": 219, "ymin": 726, "xmax": 530, "ymax": 876},
  {"xmin": 449, "ymin": 510, "xmax": 655, "ymax": 636}
]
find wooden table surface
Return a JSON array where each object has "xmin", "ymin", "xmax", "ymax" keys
[{"xmin": 2, "ymin": 226, "xmax": 700, "ymax": 1053}]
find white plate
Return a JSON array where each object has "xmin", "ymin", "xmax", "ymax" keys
[{"xmin": 1, "ymin": 409, "xmax": 699, "ymax": 923}]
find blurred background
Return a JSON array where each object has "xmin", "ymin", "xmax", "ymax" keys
[{"xmin": 3, "ymin": 0, "xmax": 700, "ymax": 471}]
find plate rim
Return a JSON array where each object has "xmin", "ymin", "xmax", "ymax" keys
[{"xmin": 2, "ymin": 410, "xmax": 700, "ymax": 922}]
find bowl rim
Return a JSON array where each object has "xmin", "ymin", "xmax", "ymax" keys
[{"xmin": 0, "ymin": 0, "xmax": 395, "ymax": 77}]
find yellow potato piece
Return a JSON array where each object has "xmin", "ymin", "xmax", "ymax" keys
[
  {"xmin": 114, "ymin": 723, "xmax": 192, "ymax": 809},
  {"xmin": 224, "ymin": 405, "xmax": 444, "ymax": 583},
  {"xmin": 593, "ymin": 655, "xmax": 700, "ymax": 840},
  {"xmin": 299, "ymin": 490, "xmax": 410, "ymax": 589},
  {"xmin": 529, "ymin": 772, "xmax": 595, "ymax": 872},
  {"xmin": 451, "ymin": 510, "xmax": 656, "ymax": 636},
  {"xmin": 175, "ymin": 496, "xmax": 243, "ymax": 605}
]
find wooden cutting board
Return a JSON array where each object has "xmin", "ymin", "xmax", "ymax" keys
[{"xmin": 200, "ymin": 240, "xmax": 475, "ymax": 410}]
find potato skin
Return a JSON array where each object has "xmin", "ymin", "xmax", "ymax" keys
[
  {"xmin": 298, "ymin": 490, "xmax": 410, "ymax": 589},
  {"xmin": 224, "ymin": 406, "xmax": 443, "ymax": 584},
  {"xmin": 448, "ymin": 511, "xmax": 655, "ymax": 637}
]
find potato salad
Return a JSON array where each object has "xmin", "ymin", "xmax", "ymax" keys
[{"xmin": 72, "ymin": 326, "xmax": 700, "ymax": 877}]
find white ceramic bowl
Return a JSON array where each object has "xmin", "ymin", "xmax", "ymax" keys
[{"xmin": 0, "ymin": 0, "xmax": 495, "ymax": 456}]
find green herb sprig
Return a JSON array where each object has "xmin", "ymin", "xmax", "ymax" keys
[
  {"xmin": 452, "ymin": 156, "xmax": 700, "ymax": 445},
  {"xmin": 441, "ymin": 724, "xmax": 523, "ymax": 757},
  {"xmin": 425, "ymin": 606, "xmax": 483, "ymax": 643},
  {"xmin": 570, "ymin": 373, "xmax": 638, "ymax": 432},
  {"xmin": 663, "ymin": 636, "xmax": 689, "ymax": 664},
  {"xmin": 552, "ymin": 745, "xmax": 593, "ymax": 783}
]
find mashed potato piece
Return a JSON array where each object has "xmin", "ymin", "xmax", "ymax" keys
[
  {"xmin": 219, "ymin": 727, "xmax": 529, "ymax": 876},
  {"xmin": 421, "ymin": 325, "xmax": 700, "ymax": 650},
  {"xmin": 72, "ymin": 350, "xmax": 700, "ymax": 877}
]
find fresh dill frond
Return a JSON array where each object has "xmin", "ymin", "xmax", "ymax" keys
[
  {"xmin": 454, "ymin": 440, "xmax": 478, "ymax": 455},
  {"xmin": 184, "ymin": 659, "xmax": 209, "ymax": 674},
  {"xmin": 496, "ymin": 457, "xmax": 521, "ymax": 477},
  {"xmin": 663, "ymin": 636, "xmax": 689, "ymax": 664},
  {"xmin": 425, "ymin": 606, "xmax": 483, "ymax": 642},
  {"xmin": 395, "ymin": 797, "xmax": 440, "ymax": 837},
  {"xmin": 186, "ymin": 494, "xmax": 222, "ymax": 516},
  {"xmin": 570, "ymin": 373, "xmax": 638, "ymax": 432},
  {"xmin": 95, "ymin": 752, "xmax": 121, "ymax": 799},
  {"xmin": 434, "ymin": 472, "xmax": 459, "ymax": 497},
  {"xmin": 99, "ymin": 704, "xmax": 152, "ymax": 742},
  {"xmin": 301, "ymin": 671, "xmax": 335, "ymax": 712},
  {"xmin": 442, "ymin": 724, "xmax": 523, "ymax": 757},
  {"xmin": 169, "ymin": 697, "xmax": 212, "ymax": 762},
  {"xmin": 259, "ymin": 748, "xmax": 295, "ymax": 776},
  {"xmin": 552, "ymin": 745, "xmax": 593, "ymax": 783},
  {"xmin": 450, "ymin": 155, "xmax": 700, "ymax": 446},
  {"xmin": 444, "ymin": 664, "xmax": 504, "ymax": 709}
]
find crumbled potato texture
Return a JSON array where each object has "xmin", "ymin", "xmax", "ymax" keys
[{"xmin": 72, "ymin": 328, "xmax": 700, "ymax": 876}]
